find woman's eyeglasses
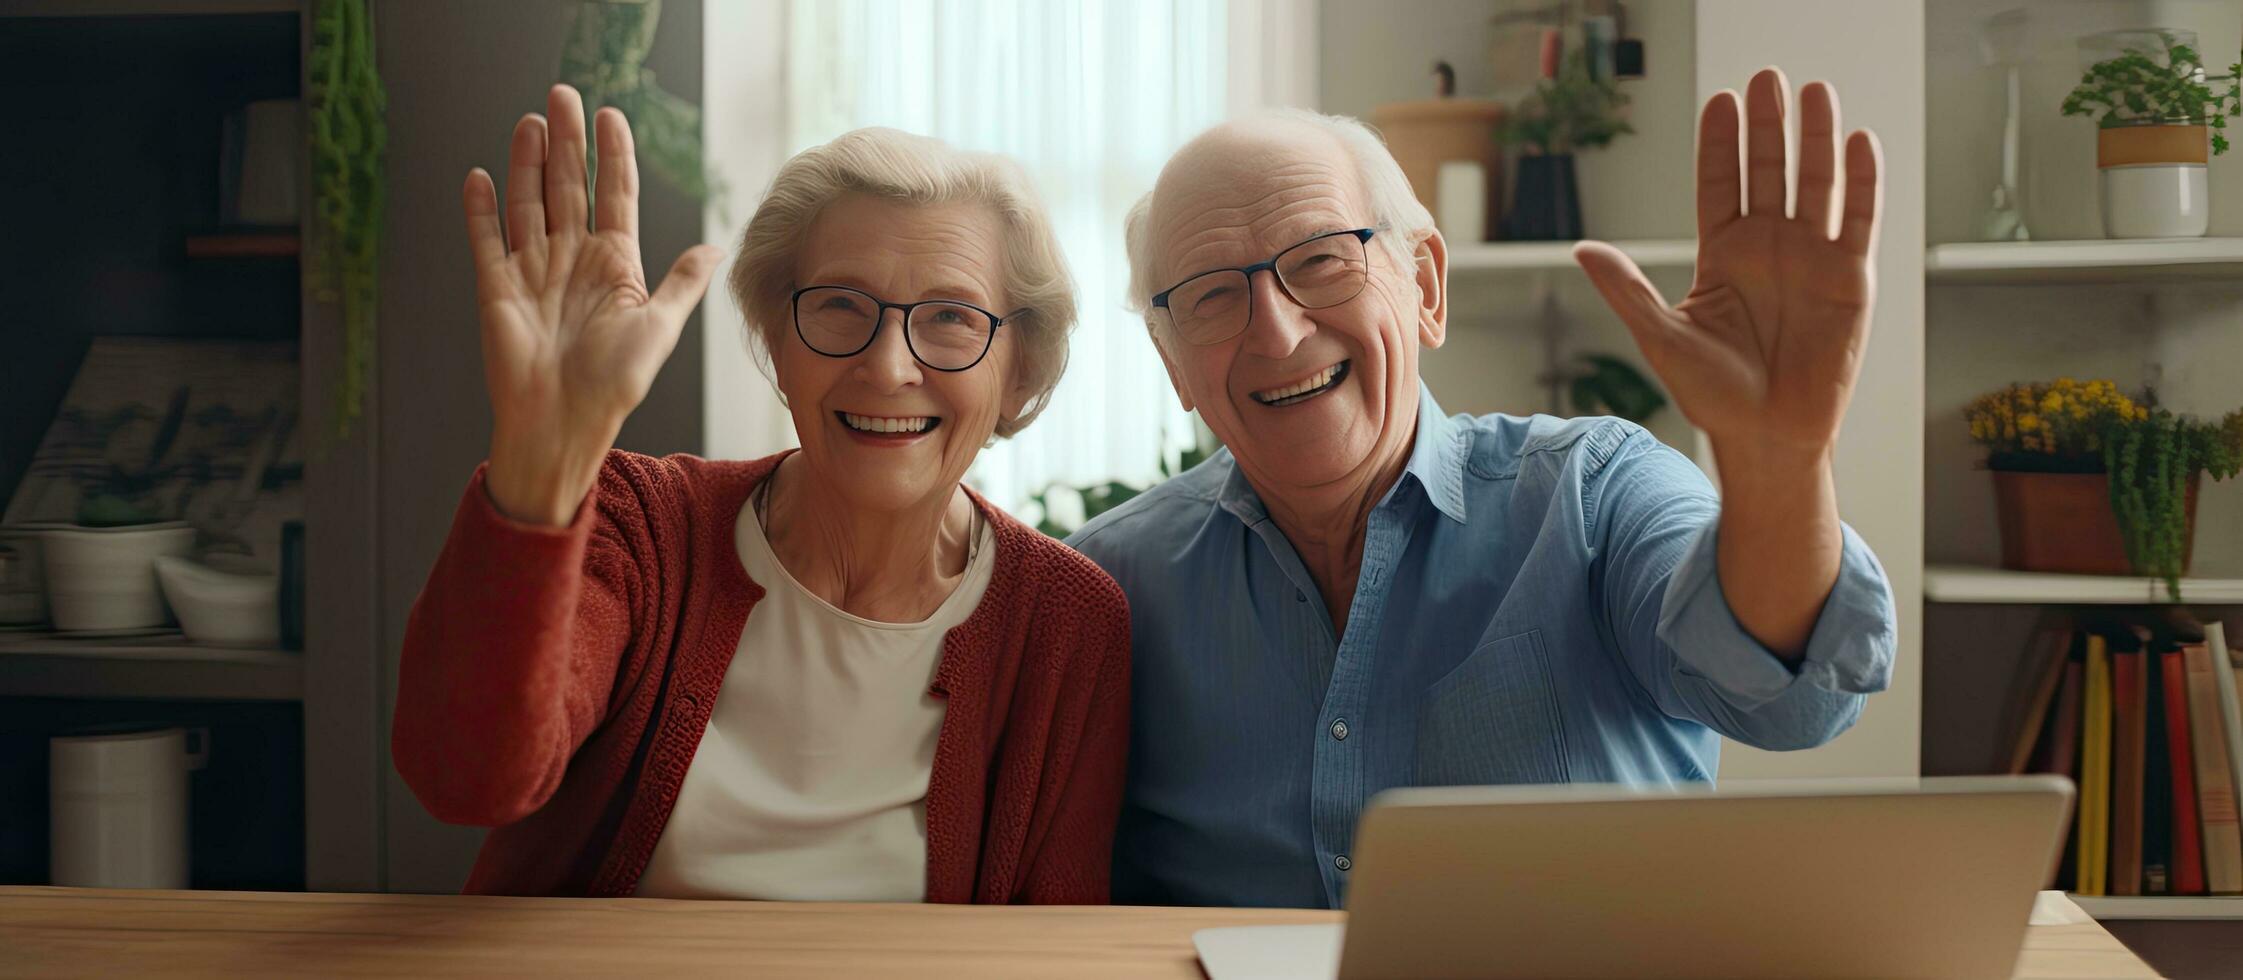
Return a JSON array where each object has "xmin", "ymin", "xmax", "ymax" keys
[{"xmin": 791, "ymin": 286, "xmax": 1020, "ymax": 372}]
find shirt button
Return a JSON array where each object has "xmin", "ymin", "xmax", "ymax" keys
[
  {"xmin": 1333, "ymin": 854, "xmax": 1352, "ymax": 872},
  {"xmin": 1296, "ymin": 590, "xmax": 1307, "ymax": 602},
  {"xmin": 1330, "ymin": 719, "xmax": 1349, "ymax": 741}
]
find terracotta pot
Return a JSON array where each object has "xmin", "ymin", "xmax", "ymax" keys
[
  {"xmin": 1991, "ymin": 469, "xmax": 2199, "ymax": 576},
  {"xmin": 1369, "ymin": 99, "xmax": 1505, "ymax": 243}
]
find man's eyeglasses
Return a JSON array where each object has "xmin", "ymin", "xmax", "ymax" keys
[
  {"xmin": 791, "ymin": 286, "xmax": 1020, "ymax": 372},
  {"xmin": 1150, "ymin": 228, "xmax": 1377, "ymax": 346}
]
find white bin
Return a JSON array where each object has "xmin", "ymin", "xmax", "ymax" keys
[{"xmin": 50, "ymin": 725, "xmax": 207, "ymax": 888}]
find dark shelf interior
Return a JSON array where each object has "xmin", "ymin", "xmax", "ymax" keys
[
  {"xmin": 0, "ymin": 697, "xmax": 305, "ymax": 891},
  {"xmin": 1, "ymin": 12, "xmax": 302, "ymax": 504},
  {"xmin": 0, "ymin": 12, "xmax": 307, "ymax": 894}
]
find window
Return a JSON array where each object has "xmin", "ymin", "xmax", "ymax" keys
[{"xmin": 785, "ymin": 0, "xmax": 1235, "ymax": 516}]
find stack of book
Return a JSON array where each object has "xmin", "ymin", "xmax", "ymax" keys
[{"xmin": 2001, "ymin": 620, "xmax": 2243, "ymax": 896}]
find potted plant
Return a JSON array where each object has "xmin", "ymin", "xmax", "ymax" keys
[
  {"xmin": 1965, "ymin": 378, "xmax": 2242, "ymax": 598},
  {"xmin": 1494, "ymin": 47, "xmax": 1631, "ymax": 241},
  {"xmin": 2061, "ymin": 31, "xmax": 2241, "ymax": 238},
  {"xmin": 1567, "ymin": 354, "xmax": 1665, "ymax": 424}
]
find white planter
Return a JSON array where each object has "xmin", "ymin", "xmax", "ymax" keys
[
  {"xmin": 154, "ymin": 556, "xmax": 280, "ymax": 646},
  {"xmin": 0, "ymin": 526, "xmax": 53, "ymax": 625},
  {"xmin": 40, "ymin": 523, "xmax": 198, "ymax": 631},
  {"xmin": 50, "ymin": 725, "xmax": 207, "ymax": 889},
  {"xmin": 2100, "ymin": 163, "xmax": 2210, "ymax": 238}
]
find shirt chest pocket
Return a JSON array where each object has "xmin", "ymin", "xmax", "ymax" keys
[{"xmin": 1412, "ymin": 630, "xmax": 1570, "ymax": 786}]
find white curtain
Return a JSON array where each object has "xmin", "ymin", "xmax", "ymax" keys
[{"xmin": 783, "ymin": 0, "xmax": 1244, "ymax": 516}]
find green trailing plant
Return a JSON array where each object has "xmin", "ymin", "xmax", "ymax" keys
[
  {"xmin": 2103, "ymin": 407, "xmax": 2243, "ymax": 600},
  {"xmin": 561, "ymin": 0, "xmax": 723, "ymax": 210},
  {"xmin": 1494, "ymin": 48, "xmax": 1633, "ymax": 156},
  {"xmin": 2060, "ymin": 33, "xmax": 2242, "ymax": 154},
  {"xmin": 308, "ymin": 0, "xmax": 387, "ymax": 439},
  {"xmin": 1567, "ymin": 353, "xmax": 1665, "ymax": 424}
]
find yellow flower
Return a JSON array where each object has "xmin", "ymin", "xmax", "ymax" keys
[{"xmin": 2018, "ymin": 414, "xmax": 2041, "ymax": 432}]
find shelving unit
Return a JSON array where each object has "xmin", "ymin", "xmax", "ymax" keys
[
  {"xmin": 1926, "ymin": 238, "xmax": 2243, "ymax": 284},
  {"xmin": 0, "ymin": 634, "xmax": 302, "ymax": 702},
  {"xmin": 1448, "ymin": 238, "xmax": 1696, "ymax": 274},
  {"xmin": 185, "ymin": 227, "xmax": 301, "ymax": 259},
  {"xmin": 2, "ymin": 1, "xmax": 381, "ymax": 893},
  {"xmin": 1925, "ymin": 565, "xmax": 2243, "ymax": 606},
  {"xmin": 1918, "ymin": 1, "xmax": 2243, "ymax": 931},
  {"xmin": 2069, "ymin": 895, "xmax": 2243, "ymax": 921}
]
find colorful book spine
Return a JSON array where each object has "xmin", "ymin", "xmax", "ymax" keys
[
  {"xmin": 2008, "ymin": 627, "xmax": 2075, "ymax": 775},
  {"xmin": 2080, "ymin": 634, "xmax": 2111, "ymax": 896},
  {"xmin": 2110, "ymin": 647, "xmax": 2146, "ymax": 896},
  {"xmin": 2143, "ymin": 643, "xmax": 2174, "ymax": 894},
  {"xmin": 2164, "ymin": 647, "xmax": 2207, "ymax": 896},
  {"xmin": 2210, "ymin": 623, "xmax": 2243, "ymax": 854},
  {"xmin": 2184, "ymin": 641, "xmax": 2243, "ymax": 894}
]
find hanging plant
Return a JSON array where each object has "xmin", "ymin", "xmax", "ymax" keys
[
  {"xmin": 560, "ymin": 0, "xmax": 723, "ymax": 210},
  {"xmin": 2104, "ymin": 406, "xmax": 2243, "ymax": 598},
  {"xmin": 307, "ymin": 0, "xmax": 387, "ymax": 440}
]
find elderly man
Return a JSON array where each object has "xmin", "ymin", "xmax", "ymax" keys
[{"xmin": 1067, "ymin": 69, "xmax": 1897, "ymax": 909}]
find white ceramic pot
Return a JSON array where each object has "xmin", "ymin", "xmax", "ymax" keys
[
  {"xmin": 2101, "ymin": 164, "xmax": 2210, "ymax": 238},
  {"xmin": 2097, "ymin": 123, "xmax": 2212, "ymax": 239},
  {"xmin": 50, "ymin": 725, "xmax": 208, "ymax": 889},
  {"xmin": 153, "ymin": 556, "xmax": 280, "ymax": 646},
  {"xmin": 40, "ymin": 523, "xmax": 198, "ymax": 631}
]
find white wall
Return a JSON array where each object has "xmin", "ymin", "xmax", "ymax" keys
[
  {"xmin": 1697, "ymin": 0, "xmax": 1927, "ymax": 780},
  {"xmin": 702, "ymin": 0, "xmax": 799, "ymax": 462},
  {"xmin": 1318, "ymin": 1, "xmax": 1701, "ymax": 452}
]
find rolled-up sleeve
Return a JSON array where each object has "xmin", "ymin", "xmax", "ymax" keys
[{"xmin": 1592, "ymin": 430, "xmax": 1896, "ymax": 751}]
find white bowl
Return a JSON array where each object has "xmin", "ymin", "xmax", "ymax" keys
[
  {"xmin": 153, "ymin": 555, "xmax": 280, "ymax": 646},
  {"xmin": 41, "ymin": 524, "xmax": 198, "ymax": 631}
]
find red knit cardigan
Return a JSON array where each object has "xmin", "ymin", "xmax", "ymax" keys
[{"xmin": 391, "ymin": 450, "xmax": 1131, "ymax": 902}]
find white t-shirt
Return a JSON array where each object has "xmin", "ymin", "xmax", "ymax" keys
[{"xmin": 634, "ymin": 494, "xmax": 995, "ymax": 901}]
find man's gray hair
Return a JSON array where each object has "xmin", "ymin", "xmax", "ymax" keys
[{"xmin": 1122, "ymin": 108, "xmax": 1436, "ymax": 320}]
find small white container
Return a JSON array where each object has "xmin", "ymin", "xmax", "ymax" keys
[
  {"xmin": 50, "ymin": 725, "xmax": 208, "ymax": 889},
  {"xmin": 2101, "ymin": 164, "xmax": 2210, "ymax": 238},
  {"xmin": 1435, "ymin": 160, "xmax": 1488, "ymax": 243},
  {"xmin": 40, "ymin": 523, "xmax": 198, "ymax": 631},
  {"xmin": 154, "ymin": 556, "xmax": 280, "ymax": 646}
]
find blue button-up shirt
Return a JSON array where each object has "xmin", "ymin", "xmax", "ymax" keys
[{"xmin": 1066, "ymin": 386, "xmax": 1895, "ymax": 909}]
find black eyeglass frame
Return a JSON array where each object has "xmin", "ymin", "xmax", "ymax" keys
[
  {"xmin": 1148, "ymin": 228, "xmax": 1379, "ymax": 346},
  {"xmin": 789, "ymin": 285, "xmax": 1025, "ymax": 373}
]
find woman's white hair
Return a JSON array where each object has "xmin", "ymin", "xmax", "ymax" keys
[
  {"xmin": 730, "ymin": 127, "xmax": 1077, "ymax": 439},
  {"xmin": 1123, "ymin": 108, "xmax": 1435, "ymax": 322}
]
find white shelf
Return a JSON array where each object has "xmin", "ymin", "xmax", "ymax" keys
[
  {"xmin": 1449, "ymin": 239, "xmax": 1695, "ymax": 274},
  {"xmin": 1924, "ymin": 564, "xmax": 2243, "ymax": 605},
  {"xmin": 0, "ymin": 632, "xmax": 302, "ymax": 701},
  {"xmin": 2069, "ymin": 895, "xmax": 2243, "ymax": 920},
  {"xmin": 1926, "ymin": 238, "xmax": 2243, "ymax": 284},
  {"xmin": 1, "ymin": 0, "xmax": 300, "ymax": 16}
]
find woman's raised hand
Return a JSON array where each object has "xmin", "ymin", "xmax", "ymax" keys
[{"xmin": 463, "ymin": 84, "xmax": 723, "ymax": 525}]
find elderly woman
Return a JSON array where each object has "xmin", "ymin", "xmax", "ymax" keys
[{"xmin": 392, "ymin": 86, "xmax": 1129, "ymax": 904}]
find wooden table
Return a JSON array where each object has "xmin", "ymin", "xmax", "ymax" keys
[{"xmin": 0, "ymin": 887, "xmax": 2158, "ymax": 978}]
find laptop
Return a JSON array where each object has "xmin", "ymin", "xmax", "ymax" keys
[{"xmin": 1195, "ymin": 776, "xmax": 2075, "ymax": 980}]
